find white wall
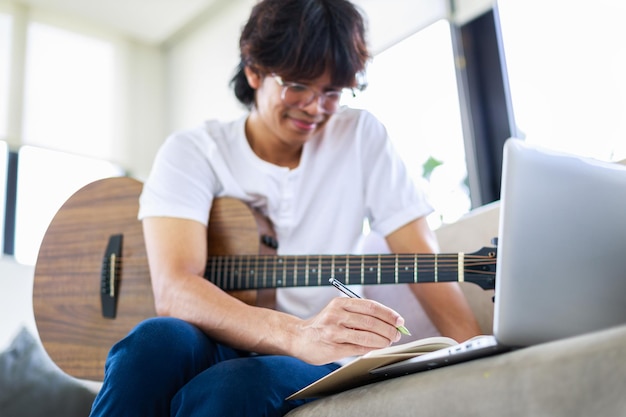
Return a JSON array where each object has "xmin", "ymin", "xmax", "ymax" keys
[
  {"xmin": 118, "ymin": 39, "xmax": 166, "ymax": 180},
  {"xmin": 163, "ymin": 0, "xmax": 254, "ymax": 133}
]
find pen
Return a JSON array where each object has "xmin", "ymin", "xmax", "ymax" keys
[{"xmin": 329, "ymin": 277, "xmax": 411, "ymax": 336}]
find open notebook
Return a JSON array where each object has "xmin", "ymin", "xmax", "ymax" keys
[{"xmin": 290, "ymin": 138, "xmax": 626, "ymax": 399}]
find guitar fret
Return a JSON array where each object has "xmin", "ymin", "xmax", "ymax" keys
[
  {"xmin": 272, "ymin": 257, "xmax": 276, "ymax": 288},
  {"xmin": 277, "ymin": 257, "xmax": 281, "ymax": 287},
  {"xmin": 222, "ymin": 256, "xmax": 228, "ymax": 290},
  {"xmin": 434, "ymin": 254, "xmax": 438, "ymax": 282},
  {"xmin": 235, "ymin": 256, "xmax": 245, "ymax": 289},
  {"xmin": 252, "ymin": 255, "xmax": 258, "ymax": 289},
  {"xmin": 360, "ymin": 255, "xmax": 364, "ymax": 285},
  {"xmin": 458, "ymin": 253, "xmax": 464, "ymax": 283},
  {"xmin": 229, "ymin": 257, "xmax": 235, "ymax": 290},
  {"xmin": 240, "ymin": 256, "xmax": 244, "ymax": 288},
  {"xmin": 235, "ymin": 257, "xmax": 240, "ymax": 289},
  {"xmin": 414, "ymin": 254, "xmax": 418, "ymax": 283},
  {"xmin": 379, "ymin": 255, "xmax": 394, "ymax": 285},
  {"xmin": 317, "ymin": 256, "xmax": 322, "ymax": 286},
  {"xmin": 367, "ymin": 259, "xmax": 375, "ymax": 284},
  {"xmin": 225, "ymin": 256, "xmax": 230, "ymax": 289},
  {"xmin": 293, "ymin": 256, "xmax": 298, "ymax": 287},
  {"xmin": 280, "ymin": 257, "xmax": 286, "ymax": 287},
  {"xmin": 377, "ymin": 254, "xmax": 381, "ymax": 285},
  {"xmin": 335, "ymin": 256, "xmax": 346, "ymax": 283},
  {"xmin": 231, "ymin": 256, "xmax": 237, "ymax": 289},
  {"xmin": 245, "ymin": 256, "xmax": 250, "ymax": 290},
  {"xmin": 209, "ymin": 257, "xmax": 214, "ymax": 285},
  {"xmin": 283, "ymin": 256, "xmax": 289, "ymax": 287},
  {"xmin": 214, "ymin": 256, "xmax": 220, "ymax": 288},
  {"xmin": 263, "ymin": 256, "xmax": 268, "ymax": 289},
  {"xmin": 207, "ymin": 258, "xmax": 214, "ymax": 283},
  {"xmin": 397, "ymin": 256, "xmax": 412, "ymax": 284},
  {"xmin": 218, "ymin": 256, "xmax": 224, "ymax": 289},
  {"xmin": 305, "ymin": 256, "xmax": 310, "ymax": 287},
  {"xmin": 394, "ymin": 254, "xmax": 398, "ymax": 284},
  {"xmin": 216, "ymin": 256, "xmax": 222, "ymax": 289},
  {"xmin": 236, "ymin": 257, "xmax": 240, "ymax": 288},
  {"xmin": 231, "ymin": 257, "xmax": 236, "ymax": 289},
  {"xmin": 345, "ymin": 255, "xmax": 350, "ymax": 284}
]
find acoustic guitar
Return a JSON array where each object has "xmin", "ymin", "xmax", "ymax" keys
[{"xmin": 33, "ymin": 177, "xmax": 497, "ymax": 381}]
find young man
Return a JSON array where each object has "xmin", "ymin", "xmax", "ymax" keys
[{"xmin": 90, "ymin": 0, "xmax": 481, "ymax": 415}]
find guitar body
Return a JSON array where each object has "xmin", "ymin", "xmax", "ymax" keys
[{"xmin": 33, "ymin": 177, "xmax": 268, "ymax": 381}]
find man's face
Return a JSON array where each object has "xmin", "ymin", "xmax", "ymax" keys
[{"xmin": 250, "ymin": 70, "xmax": 341, "ymax": 148}]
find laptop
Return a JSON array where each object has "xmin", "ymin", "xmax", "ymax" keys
[{"xmin": 372, "ymin": 138, "xmax": 626, "ymax": 378}]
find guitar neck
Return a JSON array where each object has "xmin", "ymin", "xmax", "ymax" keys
[{"xmin": 205, "ymin": 252, "xmax": 496, "ymax": 290}]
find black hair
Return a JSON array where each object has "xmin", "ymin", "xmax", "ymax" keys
[{"xmin": 230, "ymin": 0, "xmax": 370, "ymax": 109}]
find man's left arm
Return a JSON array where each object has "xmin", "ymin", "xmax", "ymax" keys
[{"xmin": 386, "ymin": 217, "xmax": 482, "ymax": 342}]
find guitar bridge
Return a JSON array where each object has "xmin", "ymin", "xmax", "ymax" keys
[{"xmin": 101, "ymin": 234, "xmax": 123, "ymax": 319}]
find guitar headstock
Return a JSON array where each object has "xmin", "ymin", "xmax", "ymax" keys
[{"xmin": 464, "ymin": 246, "xmax": 497, "ymax": 290}]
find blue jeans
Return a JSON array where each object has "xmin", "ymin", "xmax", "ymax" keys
[{"xmin": 89, "ymin": 317, "xmax": 340, "ymax": 417}]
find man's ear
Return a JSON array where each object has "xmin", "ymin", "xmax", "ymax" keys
[{"xmin": 244, "ymin": 66, "xmax": 261, "ymax": 89}]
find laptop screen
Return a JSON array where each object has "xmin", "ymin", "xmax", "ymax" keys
[{"xmin": 494, "ymin": 139, "xmax": 626, "ymax": 346}]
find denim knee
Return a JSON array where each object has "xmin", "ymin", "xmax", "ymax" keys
[
  {"xmin": 91, "ymin": 317, "xmax": 214, "ymax": 417},
  {"xmin": 103, "ymin": 317, "xmax": 223, "ymax": 390},
  {"xmin": 171, "ymin": 355, "xmax": 339, "ymax": 417}
]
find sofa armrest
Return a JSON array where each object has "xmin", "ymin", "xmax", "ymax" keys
[
  {"xmin": 287, "ymin": 323, "xmax": 626, "ymax": 416},
  {"xmin": 435, "ymin": 201, "xmax": 500, "ymax": 334}
]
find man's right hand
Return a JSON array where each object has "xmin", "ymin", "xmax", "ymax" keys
[{"xmin": 291, "ymin": 296, "xmax": 404, "ymax": 365}]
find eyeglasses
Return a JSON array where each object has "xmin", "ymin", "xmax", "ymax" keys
[{"xmin": 271, "ymin": 74, "xmax": 355, "ymax": 114}]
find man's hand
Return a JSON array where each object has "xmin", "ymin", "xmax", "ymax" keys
[{"xmin": 292, "ymin": 297, "xmax": 404, "ymax": 365}]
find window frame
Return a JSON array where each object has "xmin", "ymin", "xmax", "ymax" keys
[{"xmin": 450, "ymin": 5, "xmax": 518, "ymax": 208}]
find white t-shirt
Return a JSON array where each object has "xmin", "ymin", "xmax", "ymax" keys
[{"xmin": 139, "ymin": 107, "xmax": 433, "ymax": 319}]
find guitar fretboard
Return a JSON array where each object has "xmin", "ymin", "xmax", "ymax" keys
[{"xmin": 204, "ymin": 252, "xmax": 496, "ymax": 290}]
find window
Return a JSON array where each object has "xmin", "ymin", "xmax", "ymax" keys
[
  {"xmin": 0, "ymin": 14, "xmax": 11, "ymax": 139},
  {"xmin": 498, "ymin": 0, "xmax": 626, "ymax": 162},
  {"xmin": 0, "ymin": 141, "xmax": 7, "ymax": 252},
  {"xmin": 22, "ymin": 22, "xmax": 117, "ymax": 160},
  {"xmin": 14, "ymin": 146, "xmax": 124, "ymax": 265},
  {"xmin": 345, "ymin": 20, "xmax": 469, "ymax": 228},
  {"xmin": 3, "ymin": 20, "xmax": 125, "ymax": 264}
]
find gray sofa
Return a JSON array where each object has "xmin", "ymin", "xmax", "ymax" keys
[{"xmin": 287, "ymin": 323, "xmax": 626, "ymax": 416}]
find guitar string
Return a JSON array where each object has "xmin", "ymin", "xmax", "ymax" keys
[
  {"xmin": 117, "ymin": 256, "xmax": 496, "ymax": 272},
  {"xmin": 114, "ymin": 267, "xmax": 495, "ymax": 290},
  {"xmin": 116, "ymin": 255, "xmax": 496, "ymax": 289},
  {"xmin": 111, "ymin": 259, "xmax": 496, "ymax": 276},
  {"xmin": 203, "ymin": 255, "xmax": 496, "ymax": 288}
]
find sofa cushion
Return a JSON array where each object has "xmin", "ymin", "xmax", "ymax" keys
[
  {"xmin": 0, "ymin": 327, "xmax": 96, "ymax": 417},
  {"xmin": 287, "ymin": 323, "xmax": 626, "ymax": 416}
]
